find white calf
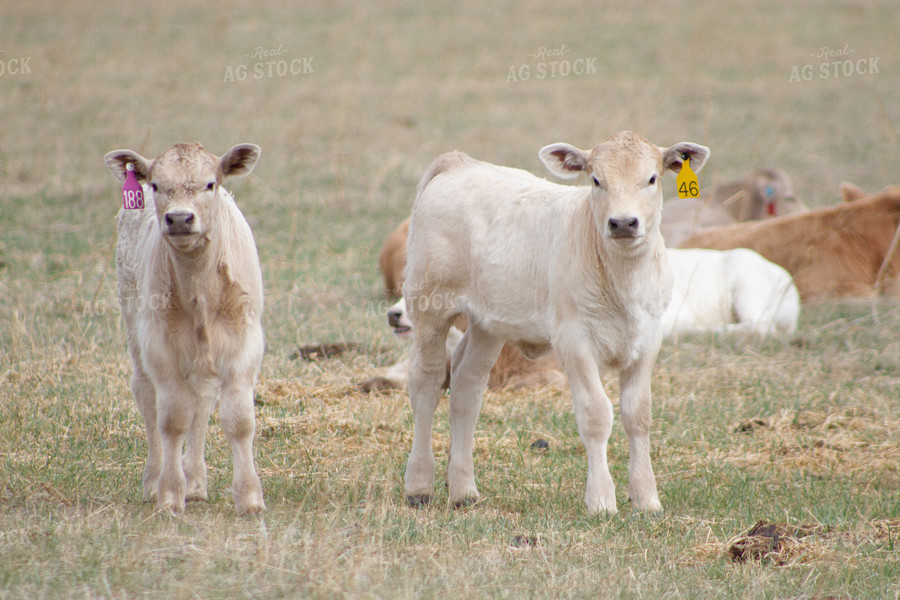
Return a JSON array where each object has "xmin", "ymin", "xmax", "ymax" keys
[
  {"xmin": 105, "ymin": 143, "xmax": 265, "ymax": 515},
  {"xmin": 663, "ymin": 248, "xmax": 800, "ymax": 336},
  {"xmin": 403, "ymin": 131, "xmax": 709, "ymax": 515}
]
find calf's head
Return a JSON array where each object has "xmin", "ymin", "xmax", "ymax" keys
[
  {"xmin": 105, "ymin": 143, "xmax": 260, "ymax": 253},
  {"xmin": 744, "ymin": 167, "xmax": 800, "ymax": 219},
  {"xmin": 540, "ymin": 131, "xmax": 709, "ymax": 250},
  {"xmin": 387, "ymin": 298, "xmax": 414, "ymax": 339}
]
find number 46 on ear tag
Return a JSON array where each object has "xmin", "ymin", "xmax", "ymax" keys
[{"xmin": 676, "ymin": 154, "xmax": 700, "ymax": 199}]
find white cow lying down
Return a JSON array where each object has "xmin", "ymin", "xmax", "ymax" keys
[
  {"xmin": 403, "ymin": 131, "xmax": 710, "ymax": 516},
  {"xmin": 104, "ymin": 143, "xmax": 266, "ymax": 515},
  {"xmin": 663, "ymin": 248, "xmax": 800, "ymax": 336}
]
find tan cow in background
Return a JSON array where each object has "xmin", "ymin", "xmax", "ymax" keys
[
  {"xmin": 105, "ymin": 143, "xmax": 266, "ymax": 515},
  {"xmin": 680, "ymin": 184, "xmax": 900, "ymax": 300}
]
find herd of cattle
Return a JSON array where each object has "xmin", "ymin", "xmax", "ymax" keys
[{"xmin": 104, "ymin": 133, "xmax": 900, "ymax": 515}]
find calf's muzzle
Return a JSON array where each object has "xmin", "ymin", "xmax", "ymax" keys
[
  {"xmin": 164, "ymin": 210, "xmax": 196, "ymax": 236},
  {"xmin": 608, "ymin": 216, "xmax": 640, "ymax": 238}
]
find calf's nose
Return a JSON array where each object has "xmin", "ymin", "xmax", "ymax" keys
[
  {"xmin": 164, "ymin": 210, "xmax": 195, "ymax": 235},
  {"xmin": 387, "ymin": 307, "xmax": 403, "ymax": 328},
  {"xmin": 608, "ymin": 216, "xmax": 640, "ymax": 237}
]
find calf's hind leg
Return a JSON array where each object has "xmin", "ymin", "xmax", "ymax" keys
[
  {"xmin": 447, "ymin": 325, "xmax": 503, "ymax": 507},
  {"xmin": 404, "ymin": 319, "xmax": 451, "ymax": 506}
]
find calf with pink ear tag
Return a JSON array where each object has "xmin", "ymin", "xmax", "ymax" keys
[
  {"xmin": 121, "ymin": 163, "xmax": 145, "ymax": 210},
  {"xmin": 104, "ymin": 143, "xmax": 267, "ymax": 516}
]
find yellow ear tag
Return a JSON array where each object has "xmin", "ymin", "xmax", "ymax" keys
[{"xmin": 676, "ymin": 155, "xmax": 699, "ymax": 199}]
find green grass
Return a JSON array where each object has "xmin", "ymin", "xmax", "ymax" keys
[{"xmin": 1, "ymin": 0, "xmax": 900, "ymax": 598}]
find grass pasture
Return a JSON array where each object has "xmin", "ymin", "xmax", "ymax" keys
[{"xmin": 1, "ymin": 1, "xmax": 899, "ymax": 598}]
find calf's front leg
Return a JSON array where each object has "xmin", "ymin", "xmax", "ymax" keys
[
  {"xmin": 619, "ymin": 352, "xmax": 662, "ymax": 514},
  {"xmin": 556, "ymin": 333, "xmax": 618, "ymax": 516},
  {"xmin": 130, "ymin": 368, "xmax": 161, "ymax": 502},
  {"xmin": 182, "ymin": 390, "xmax": 215, "ymax": 503},
  {"xmin": 219, "ymin": 379, "xmax": 265, "ymax": 515},
  {"xmin": 155, "ymin": 386, "xmax": 190, "ymax": 514}
]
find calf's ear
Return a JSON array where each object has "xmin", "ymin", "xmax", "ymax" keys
[
  {"xmin": 661, "ymin": 143, "xmax": 710, "ymax": 174},
  {"xmin": 104, "ymin": 150, "xmax": 151, "ymax": 183},
  {"xmin": 839, "ymin": 181, "xmax": 866, "ymax": 203},
  {"xmin": 219, "ymin": 144, "xmax": 261, "ymax": 178},
  {"xmin": 539, "ymin": 143, "xmax": 590, "ymax": 180}
]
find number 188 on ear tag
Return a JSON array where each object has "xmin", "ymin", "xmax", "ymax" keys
[
  {"xmin": 122, "ymin": 163, "xmax": 145, "ymax": 210},
  {"xmin": 676, "ymin": 155, "xmax": 700, "ymax": 199}
]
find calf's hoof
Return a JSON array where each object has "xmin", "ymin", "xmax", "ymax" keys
[
  {"xmin": 586, "ymin": 498, "xmax": 618, "ymax": 518},
  {"xmin": 234, "ymin": 486, "xmax": 266, "ymax": 516},
  {"xmin": 185, "ymin": 488, "xmax": 208, "ymax": 503},
  {"xmin": 451, "ymin": 495, "xmax": 480, "ymax": 509},
  {"xmin": 236, "ymin": 500, "xmax": 266, "ymax": 516},
  {"xmin": 406, "ymin": 494, "xmax": 431, "ymax": 508},
  {"xmin": 155, "ymin": 497, "xmax": 186, "ymax": 516},
  {"xmin": 631, "ymin": 496, "xmax": 663, "ymax": 517}
]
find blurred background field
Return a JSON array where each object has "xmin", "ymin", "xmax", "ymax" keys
[{"xmin": 0, "ymin": 1, "xmax": 898, "ymax": 598}]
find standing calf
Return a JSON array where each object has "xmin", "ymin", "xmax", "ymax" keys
[
  {"xmin": 104, "ymin": 143, "xmax": 265, "ymax": 515},
  {"xmin": 403, "ymin": 131, "xmax": 709, "ymax": 515}
]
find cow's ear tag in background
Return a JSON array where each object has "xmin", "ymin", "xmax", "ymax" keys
[
  {"xmin": 765, "ymin": 184, "xmax": 777, "ymax": 215},
  {"xmin": 676, "ymin": 154, "xmax": 699, "ymax": 199},
  {"xmin": 122, "ymin": 163, "xmax": 145, "ymax": 209}
]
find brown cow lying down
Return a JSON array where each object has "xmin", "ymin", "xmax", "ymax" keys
[
  {"xmin": 661, "ymin": 167, "xmax": 807, "ymax": 247},
  {"xmin": 368, "ymin": 217, "xmax": 566, "ymax": 392},
  {"xmin": 680, "ymin": 184, "xmax": 900, "ymax": 300}
]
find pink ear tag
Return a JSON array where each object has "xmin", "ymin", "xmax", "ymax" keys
[{"xmin": 122, "ymin": 163, "xmax": 145, "ymax": 210}]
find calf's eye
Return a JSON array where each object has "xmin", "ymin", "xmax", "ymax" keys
[
  {"xmin": 648, "ymin": 174, "xmax": 657, "ymax": 186},
  {"xmin": 206, "ymin": 182, "xmax": 215, "ymax": 191}
]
